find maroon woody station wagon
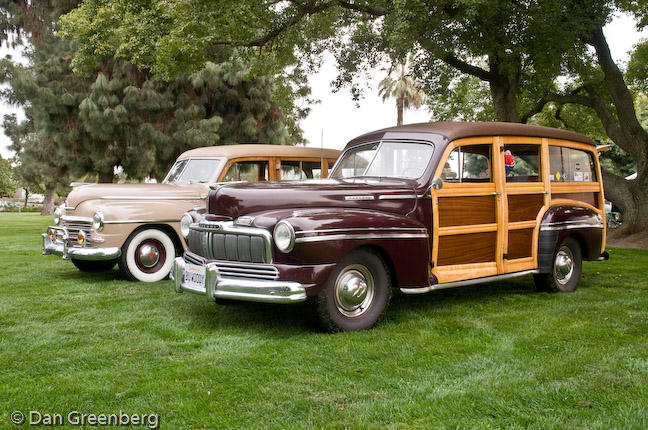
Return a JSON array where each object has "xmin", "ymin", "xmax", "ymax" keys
[{"xmin": 173, "ymin": 122, "xmax": 609, "ymax": 331}]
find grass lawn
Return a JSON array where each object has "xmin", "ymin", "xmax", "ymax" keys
[{"xmin": 1, "ymin": 212, "xmax": 647, "ymax": 429}]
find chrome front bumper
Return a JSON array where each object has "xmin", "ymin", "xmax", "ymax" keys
[
  {"xmin": 42, "ymin": 226, "xmax": 121, "ymax": 261},
  {"xmin": 172, "ymin": 257, "xmax": 306, "ymax": 304}
]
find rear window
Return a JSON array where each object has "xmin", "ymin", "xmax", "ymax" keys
[{"xmin": 549, "ymin": 146, "xmax": 596, "ymax": 182}]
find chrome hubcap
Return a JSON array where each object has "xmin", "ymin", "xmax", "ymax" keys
[
  {"xmin": 554, "ymin": 247, "xmax": 574, "ymax": 285},
  {"xmin": 334, "ymin": 264, "xmax": 375, "ymax": 318},
  {"xmin": 138, "ymin": 244, "xmax": 160, "ymax": 268}
]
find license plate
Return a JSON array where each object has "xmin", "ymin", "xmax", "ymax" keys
[{"xmin": 184, "ymin": 263, "xmax": 206, "ymax": 290}]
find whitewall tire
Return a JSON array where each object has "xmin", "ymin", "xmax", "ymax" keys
[{"xmin": 119, "ymin": 229, "xmax": 177, "ymax": 282}]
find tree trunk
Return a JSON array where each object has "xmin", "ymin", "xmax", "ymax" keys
[
  {"xmin": 23, "ymin": 188, "xmax": 29, "ymax": 208},
  {"xmin": 489, "ymin": 76, "xmax": 521, "ymax": 123},
  {"xmin": 602, "ymin": 170, "xmax": 648, "ymax": 234},
  {"xmin": 98, "ymin": 170, "xmax": 114, "ymax": 183},
  {"xmin": 41, "ymin": 187, "xmax": 56, "ymax": 216},
  {"xmin": 396, "ymin": 96, "xmax": 404, "ymax": 125},
  {"xmin": 586, "ymin": 27, "xmax": 648, "ymax": 235}
]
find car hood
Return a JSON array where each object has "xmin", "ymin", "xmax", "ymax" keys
[
  {"xmin": 208, "ymin": 178, "xmax": 420, "ymax": 219},
  {"xmin": 65, "ymin": 182, "xmax": 207, "ymax": 209}
]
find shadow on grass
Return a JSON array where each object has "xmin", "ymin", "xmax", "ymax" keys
[{"xmin": 177, "ymin": 276, "xmax": 541, "ymax": 334}]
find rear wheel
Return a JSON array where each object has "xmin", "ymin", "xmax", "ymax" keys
[
  {"xmin": 72, "ymin": 258, "xmax": 117, "ymax": 272},
  {"xmin": 119, "ymin": 228, "xmax": 177, "ymax": 282},
  {"xmin": 316, "ymin": 249, "xmax": 391, "ymax": 332},
  {"xmin": 534, "ymin": 237, "xmax": 582, "ymax": 292}
]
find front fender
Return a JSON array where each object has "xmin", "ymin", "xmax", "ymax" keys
[{"xmin": 252, "ymin": 208, "xmax": 430, "ymax": 289}]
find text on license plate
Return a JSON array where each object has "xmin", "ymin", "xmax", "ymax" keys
[{"xmin": 184, "ymin": 263, "xmax": 206, "ymax": 289}]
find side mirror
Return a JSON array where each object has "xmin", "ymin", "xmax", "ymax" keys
[{"xmin": 430, "ymin": 177, "xmax": 444, "ymax": 190}]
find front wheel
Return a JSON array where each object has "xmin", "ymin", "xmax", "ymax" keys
[
  {"xmin": 72, "ymin": 258, "xmax": 117, "ymax": 272},
  {"xmin": 316, "ymin": 249, "xmax": 391, "ymax": 332},
  {"xmin": 534, "ymin": 237, "xmax": 582, "ymax": 292},
  {"xmin": 119, "ymin": 228, "xmax": 177, "ymax": 282}
]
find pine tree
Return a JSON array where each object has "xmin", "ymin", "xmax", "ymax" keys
[{"xmin": 1, "ymin": 2, "xmax": 295, "ymax": 215}]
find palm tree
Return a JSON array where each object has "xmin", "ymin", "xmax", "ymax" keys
[{"xmin": 378, "ymin": 58, "xmax": 425, "ymax": 125}]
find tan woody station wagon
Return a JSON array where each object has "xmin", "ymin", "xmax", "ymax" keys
[
  {"xmin": 173, "ymin": 122, "xmax": 609, "ymax": 331},
  {"xmin": 42, "ymin": 145, "xmax": 340, "ymax": 282}
]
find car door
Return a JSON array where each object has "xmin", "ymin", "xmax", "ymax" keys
[
  {"xmin": 499, "ymin": 137, "xmax": 548, "ymax": 273},
  {"xmin": 430, "ymin": 137, "xmax": 503, "ymax": 284}
]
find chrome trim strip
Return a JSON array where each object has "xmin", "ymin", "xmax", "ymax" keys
[
  {"xmin": 103, "ymin": 219, "xmax": 180, "ymax": 225},
  {"xmin": 540, "ymin": 223, "xmax": 604, "ymax": 231},
  {"xmin": 295, "ymin": 233, "xmax": 428, "ymax": 243},
  {"xmin": 173, "ymin": 258, "xmax": 306, "ymax": 303},
  {"xmin": 296, "ymin": 227, "xmax": 427, "ymax": 235},
  {"xmin": 400, "ymin": 270, "xmax": 539, "ymax": 294},
  {"xmin": 61, "ymin": 215, "xmax": 93, "ymax": 223},
  {"xmin": 99, "ymin": 196, "xmax": 203, "ymax": 200},
  {"xmin": 378, "ymin": 194, "xmax": 417, "ymax": 200},
  {"xmin": 344, "ymin": 195, "xmax": 375, "ymax": 201}
]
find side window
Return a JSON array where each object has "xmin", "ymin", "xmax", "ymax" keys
[
  {"xmin": 503, "ymin": 144, "xmax": 541, "ymax": 182},
  {"xmin": 222, "ymin": 160, "xmax": 269, "ymax": 182},
  {"xmin": 442, "ymin": 145, "xmax": 492, "ymax": 183},
  {"xmin": 549, "ymin": 146, "xmax": 596, "ymax": 182},
  {"xmin": 280, "ymin": 160, "xmax": 301, "ymax": 180},
  {"xmin": 302, "ymin": 161, "xmax": 323, "ymax": 179},
  {"xmin": 280, "ymin": 160, "xmax": 323, "ymax": 180}
]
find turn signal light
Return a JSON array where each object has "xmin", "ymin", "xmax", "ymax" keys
[
  {"xmin": 48, "ymin": 229, "xmax": 54, "ymax": 240},
  {"xmin": 77, "ymin": 230, "xmax": 86, "ymax": 246}
]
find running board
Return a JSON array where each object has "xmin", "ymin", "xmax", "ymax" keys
[{"xmin": 400, "ymin": 270, "xmax": 539, "ymax": 295}]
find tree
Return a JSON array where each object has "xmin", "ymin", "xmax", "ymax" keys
[
  {"xmin": 378, "ymin": 58, "xmax": 425, "ymax": 125},
  {"xmin": 59, "ymin": 0, "xmax": 648, "ymax": 233},
  {"xmin": 2, "ymin": 0, "xmax": 298, "ymax": 216},
  {"xmin": 0, "ymin": 155, "xmax": 17, "ymax": 197}
]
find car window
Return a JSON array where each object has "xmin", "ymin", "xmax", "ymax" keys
[
  {"xmin": 331, "ymin": 143, "xmax": 379, "ymax": 178},
  {"xmin": 280, "ymin": 160, "xmax": 324, "ymax": 180},
  {"xmin": 443, "ymin": 145, "xmax": 492, "ymax": 183},
  {"xmin": 549, "ymin": 146, "xmax": 596, "ymax": 182},
  {"xmin": 331, "ymin": 141, "xmax": 433, "ymax": 179},
  {"xmin": 222, "ymin": 160, "xmax": 269, "ymax": 182},
  {"xmin": 164, "ymin": 159, "xmax": 222, "ymax": 183},
  {"xmin": 503, "ymin": 144, "xmax": 541, "ymax": 182}
]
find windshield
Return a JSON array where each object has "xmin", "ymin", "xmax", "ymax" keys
[
  {"xmin": 163, "ymin": 158, "xmax": 223, "ymax": 183},
  {"xmin": 331, "ymin": 141, "xmax": 434, "ymax": 179}
]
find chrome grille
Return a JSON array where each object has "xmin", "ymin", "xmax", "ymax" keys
[
  {"xmin": 187, "ymin": 221, "xmax": 271, "ymax": 263},
  {"xmin": 184, "ymin": 252, "xmax": 279, "ymax": 280},
  {"xmin": 61, "ymin": 216, "xmax": 92, "ymax": 240}
]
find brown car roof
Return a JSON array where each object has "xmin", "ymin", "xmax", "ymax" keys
[
  {"xmin": 347, "ymin": 121, "xmax": 596, "ymax": 147},
  {"xmin": 177, "ymin": 144, "xmax": 340, "ymax": 160}
]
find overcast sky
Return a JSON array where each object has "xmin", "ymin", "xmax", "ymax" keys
[{"xmin": 1, "ymin": 13, "xmax": 646, "ymax": 158}]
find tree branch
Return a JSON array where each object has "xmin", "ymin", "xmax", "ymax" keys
[
  {"xmin": 336, "ymin": 0, "xmax": 386, "ymax": 16},
  {"xmin": 441, "ymin": 54, "xmax": 495, "ymax": 82}
]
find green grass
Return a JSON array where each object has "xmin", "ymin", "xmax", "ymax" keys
[{"xmin": 1, "ymin": 212, "xmax": 647, "ymax": 429}]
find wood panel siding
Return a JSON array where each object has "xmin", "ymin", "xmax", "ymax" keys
[
  {"xmin": 438, "ymin": 196, "xmax": 496, "ymax": 227},
  {"xmin": 437, "ymin": 232, "xmax": 497, "ymax": 266},
  {"xmin": 552, "ymin": 192, "xmax": 598, "ymax": 207},
  {"xmin": 507, "ymin": 228, "xmax": 534, "ymax": 260},
  {"xmin": 508, "ymin": 194, "xmax": 544, "ymax": 223}
]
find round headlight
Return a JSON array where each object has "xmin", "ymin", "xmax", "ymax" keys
[
  {"xmin": 180, "ymin": 213, "xmax": 193, "ymax": 238},
  {"xmin": 92, "ymin": 211, "xmax": 104, "ymax": 231},
  {"xmin": 273, "ymin": 221, "xmax": 295, "ymax": 253},
  {"xmin": 53, "ymin": 207, "xmax": 62, "ymax": 225}
]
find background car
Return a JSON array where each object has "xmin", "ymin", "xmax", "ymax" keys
[{"xmin": 43, "ymin": 144, "xmax": 340, "ymax": 282}]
